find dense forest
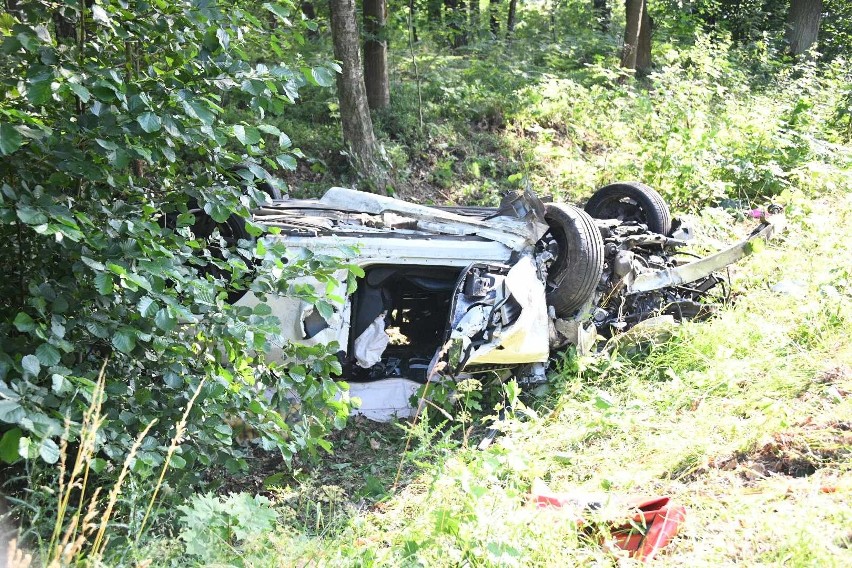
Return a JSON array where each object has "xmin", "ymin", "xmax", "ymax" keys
[{"xmin": 1, "ymin": 0, "xmax": 851, "ymax": 566}]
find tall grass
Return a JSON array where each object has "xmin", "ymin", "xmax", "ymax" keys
[{"xmin": 5, "ymin": 364, "xmax": 205, "ymax": 567}]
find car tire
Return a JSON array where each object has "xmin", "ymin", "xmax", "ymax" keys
[
  {"xmin": 544, "ymin": 203, "xmax": 605, "ymax": 318},
  {"xmin": 584, "ymin": 181, "xmax": 672, "ymax": 236}
]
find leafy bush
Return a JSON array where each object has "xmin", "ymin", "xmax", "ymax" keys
[
  {"xmin": 0, "ymin": 0, "xmax": 352, "ymax": 502},
  {"xmin": 178, "ymin": 492, "xmax": 278, "ymax": 562}
]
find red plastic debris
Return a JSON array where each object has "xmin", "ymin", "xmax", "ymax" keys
[
  {"xmin": 530, "ymin": 481, "xmax": 687, "ymax": 562},
  {"xmin": 611, "ymin": 496, "xmax": 687, "ymax": 562}
]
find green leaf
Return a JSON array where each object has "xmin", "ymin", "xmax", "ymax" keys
[
  {"xmin": 35, "ymin": 343, "xmax": 61, "ymax": 366},
  {"xmin": 264, "ymin": 3, "xmax": 291, "ymax": 20},
  {"xmin": 0, "ymin": 428, "xmax": 23, "ymax": 463},
  {"xmin": 0, "ymin": 401, "xmax": 24, "ymax": 424},
  {"xmin": 263, "ymin": 471, "xmax": 286, "ymax": 489},
  {"xmin": 39, "ymin": 438, "xmax": 60, "ymax": 464},
  {"xmin": 258, "ymin": 124, "xmax": 281, "ymax": 136},
  {"xmin": 16, "ymin": 206, "xmax": 47, "ymax": 225},
  {"xmin": 81, "ymin": 256, "xmax": 106, "ymax": 271},
  {"xmin": 13, "ymin": 312, "xmax": 35, "ymax": 332},
  {"xmin": 155, "ymin": 308, "xmax": 176, "ymax": 332},
  {"xmin": 276, "ymin": 154, "xmax": 297, "ymax": 171},
  {"xmin": 112, "ymin": 329, "xmax": 137, "ymax": 353},
  {"xmin": 138, "ymin": 296, "xmax": 158, "ymax": 318},
  {"xmin": 170, "ymin": 454, "xmax": 187, "ymax": 469},
  {"xmin": 234, "ymin": 124, "xmax": 261, "ymax": 146},
  {"xmin": 52, "ymin": 373, "xmax": 71, "ymax": 395},
  {"xmin": 137, "ymin": 112, "xmax": 162, "ymax": 133},
  {"xmin": 0, "ymin": 123, "xmax": 23, "ymax": 155},
  {"xmin": 253, "ymin": 303, "xmax": 272, "ymax": 316},
  {"xmin": 69, "ymin": 82, "xmax": 91, "ymax": 103},
  {"xmin": 85, "ymin": 320, "xmax": 109, "ymax": 338},
  {"xmin": 216, "ymin": 28, "xmax": 230, "ymax": 51},
  {"xmin": 89, "ymin": 457, "xmax": 107, "ymax": 473},
  {"xmin": 95, "ymin": 272, "xmax": 114, "ymax": 295},
  {"xmin": 18, "ymin": 436, "xmax": 34, "ymax": 460},
  {"xmin": 311, "ymin": 67, "xmax": 335, "ymax": 88},
  {"xmin": 315, "ymin": 300, "xmax": 335, "ymax": 321},
  {"xmin": 91, "ymin": 5, "xmax": 111, "ymax": 25},
  {"xmin": 184, "ymin": 100, "xmax": 215, "ymax": 126},
  {"xmin": 21, "ymin": 354, "xmax": 40, "ymax": 376},
  {"xmin": 96, "ymin": 138, "xmax": 119, "ymax": 151},
  {"xmin": 25, "ymin": 80, "xmax": 52, "ymax": 104}
]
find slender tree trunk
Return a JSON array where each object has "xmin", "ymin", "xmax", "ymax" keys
[
  {"xmin": 786, "ymin": 0, "xmax": 823, "ymax": 56},
  {"xmin": 620, "ymin": 0, "xmax": 643, "ymax": 70},
  {"xmin": 428, "ymin": 0, "xmax": 442, "ymax": 24},
  {"xmin": 592, "ymin": 0, "xmax": 610, "ymax": 32},
  {"xmin": 301, "ymin": 1, "xmax": 317, "ymax": 19},
  {"xmin": 470, "ymin": 0, "xmax": 480, "ymax": 33},
  {"xmin": 329, "ymin": 0, "xmax": 387, "ymax": 191},
  {"xmin": 445, "ymin": 0, "xmax": 468, "ymax": 48},
  {"xmin": 506, "ymin": 0, "xmax": 518, "ymax": 37},
  {"xmin": 301, "ymin": 2, "xmax": 319, "ymax": 38},
  {"xmin": 635, "ymin": 1, "xmax": 651, "ymax": 73},
  {"xmin": 53, "ymin": 7, "xmax": 76, "ymax": 41},
  {"xmin": 489, "ymin": 0, "xmax": 501, "ymax": 36},
  {"xmin": 363, "ymin": 0, "xmax": 390, "ymax": 109},
  {"xmin": 409, "ymin": 0, "xmax": 419, "ymax": 43}
]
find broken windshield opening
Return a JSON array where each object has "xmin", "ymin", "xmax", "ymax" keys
[{"xmin": 344, "ymin": 265, "xmax": 463, "ymax": 383}]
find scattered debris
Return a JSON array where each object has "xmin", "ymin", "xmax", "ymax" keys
[
  {"xmin": 770, "ymin": 279, "xmax": 808, "ymax": 298},
  {"xmin": 530, "ymin": 479, "xmax": 687, "ymax": 562}
]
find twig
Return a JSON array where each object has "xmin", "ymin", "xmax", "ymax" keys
[{"xmin": 407, "ymin": 0, "xmax": 424, "ymax": 132}]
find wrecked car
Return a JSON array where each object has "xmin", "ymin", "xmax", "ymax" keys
[{"xmin": 228, "ymin": 182, "xmax": 783, "ymax": 419}]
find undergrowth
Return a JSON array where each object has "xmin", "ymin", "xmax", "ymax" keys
[{"xmin": 280, "ymin": 30, "xmax": 850, "ymax": 212}]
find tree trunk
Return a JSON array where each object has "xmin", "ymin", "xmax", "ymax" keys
[
  {"xmin": 445, "ymin": 0, "xmax": 468, "ymax": 48},
  {"xmin": 409, "ymin": 0, "xmax": 419, "ymax": 43},
  {"xmin": 786, "ymin": 0, "xmax": 823, "ymax": 56},
  {"xmin": 592, "ymin": 0, "xmax": 610, "ymax": 32},
  {"xmin": 300, "ymin": 2, "xmax": 319, "ymax": 38},
  {"xmin": 506, "ymin": 0, "xmax": 518, "ymax": 37},
  {"xmin": 470, "ymin": 0, "xmax": 481, "ymax": 33},
  {"xmin": 329, "ymin": 0, "xmax": 387, "ymax": 191},
  {"xmin": 489, "ymin": 0, "xmax": 501, "ymax": 36},
  {"xmin": 635, "ymin": 1, "xmax": 651, "ymax": 74},
  {"xmin": 620, "ymin": 0, "xmax": 643, "ymax": 70},
  {"xmin": 53, "ymin": 7, "xmax": 76, "ymax": 41},
  {"xmin": 428, "ymin": 0, "xmax": 442, "ymax": 24},
  {"xmin": 363, "ymin": 0, "xmax": 390, "ymax": 109}
]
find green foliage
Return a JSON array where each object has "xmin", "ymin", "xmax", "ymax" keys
[
  {"xmin": 178, "ymin": 492, "xmax": 278, "ymax": 562},
  {"xmin": 0, "ymin": 0, "xmax": 353, "ymax": 506}
]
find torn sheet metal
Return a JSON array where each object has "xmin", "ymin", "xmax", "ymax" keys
[
  {"xmin": 319, "ymin": 187, "xmax": 549, "ymax": 250},
  {"xmin": 629, "ymin": 215, "xmax": 784, "ymax": 294},
  {"xmin": 448, "ymin": 256, "xmax": 551, "ymax": 367}
]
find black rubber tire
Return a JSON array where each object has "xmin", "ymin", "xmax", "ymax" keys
[
  {"xmin": 544, "ymin": 203, "xmax": 605, "ymax": 317},
  {"xmin": 584, "ymin": 181, "xmax": 672, "ymax": 236}
]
